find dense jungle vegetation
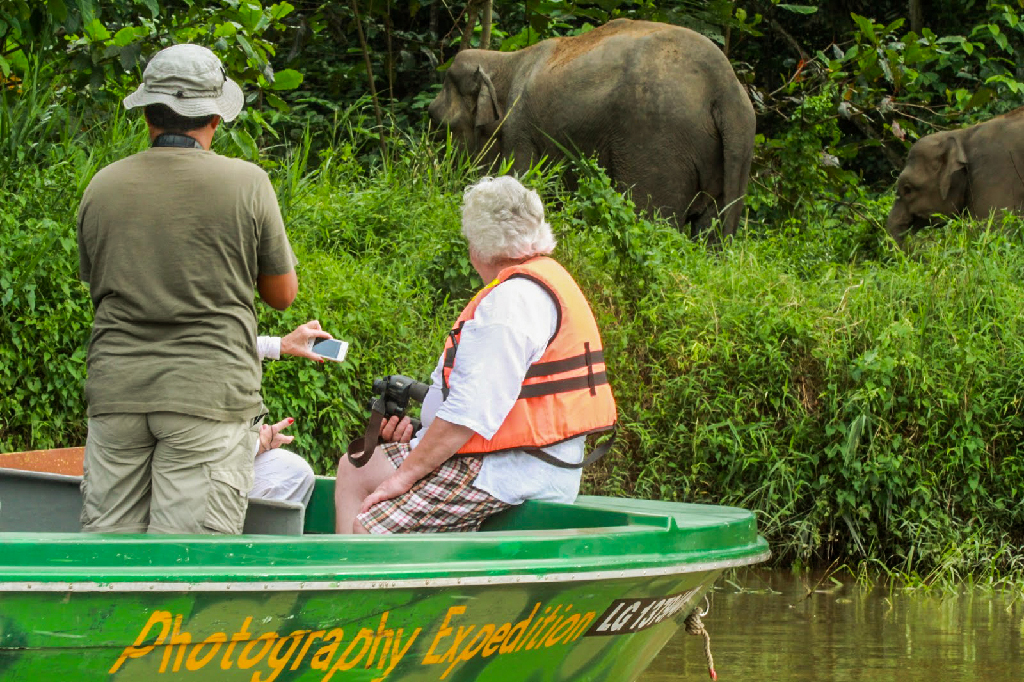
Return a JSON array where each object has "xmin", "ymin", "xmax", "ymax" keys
[{"xmin": 2, "ymin": 0, "xmax": 1024, "ymax": 584}]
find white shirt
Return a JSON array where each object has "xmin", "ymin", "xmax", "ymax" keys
[
  {"xmin": 256, "ymin": 336, "xmax": 281, "ymax": 360},
  {"xmin": 412, "ymin": 278, "xmax": 584, "ymax": 505}
]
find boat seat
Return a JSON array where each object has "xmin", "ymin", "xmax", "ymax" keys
[
  {"xmin": 243, "ymin": 496, "xmax": 306, "ymax": 535},
  {"xmin": 0, "ymin": 467, "xmax": 305, "ymax": 535}
]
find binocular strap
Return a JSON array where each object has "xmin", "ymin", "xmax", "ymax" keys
[{"xmin": 348, "ymin": 407, "xmax": 385, "ymax": 468}]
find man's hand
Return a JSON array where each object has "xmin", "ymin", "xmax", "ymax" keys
[
  {"xmin": 359, "ymin": 469, "xmax": 420, "ymax": 513},
  {"xmin": 380, "ymin": 415, "xmax": 415, "ymax": 443},
  {"xmin": 281, "ymin": 320, "xmax": 333, "ymax": 361},
  {"xmin": 357, "ymin": 418, "xmax": 476, "ymax": 514},
  {"xmin": 258, "ymin": 417, "xmax": 295, "ymax": 455}
]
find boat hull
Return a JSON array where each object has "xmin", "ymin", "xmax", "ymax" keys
[
  {"xmin": 0, "ymin": 567, "xmax": 730, "ymax": 681},
  {"xmin": 0, "ymin": 449, "xmax": 769, "ymax": 681}
]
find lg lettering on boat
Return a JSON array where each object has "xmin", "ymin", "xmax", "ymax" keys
[{"xmin": 587, "ymin": 587, "xmax": 701, "ymax": 636}]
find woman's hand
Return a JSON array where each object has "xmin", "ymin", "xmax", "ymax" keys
[
  {"xmin": 280, "ymin": 320, "xmax": 333, "ymax": 361},
  {"xmin": 258, "ymin": 417, "xmax": 295, "ymax": 455}
]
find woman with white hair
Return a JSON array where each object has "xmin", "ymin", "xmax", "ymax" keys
[{"xmin": 335, "ymin": 176, "xmax": 617, "ymax": 534}]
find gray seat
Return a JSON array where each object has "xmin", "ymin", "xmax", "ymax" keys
[
  {"xmin": 242, "ymin": 495, "xmax": 305, "ymax": 535},
  {"xmin": 0, "ymin": 467, "xmax": 304, "ymax": 535}
]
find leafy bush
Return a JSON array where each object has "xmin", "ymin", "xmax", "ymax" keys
[{"xmin": 0, "ymin": 182, "xmax": 91, "ymax": 452}]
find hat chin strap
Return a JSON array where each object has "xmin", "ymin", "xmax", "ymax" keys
[{"xmin": 152, "ymin": 133, "xmax": 203, "ymax": 149}]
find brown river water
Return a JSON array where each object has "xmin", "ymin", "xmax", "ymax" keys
[{"xmin": 642, "ymin": 569, "xmax": 1024, "ymax": 681}]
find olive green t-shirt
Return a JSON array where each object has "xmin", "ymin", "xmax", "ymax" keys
[{"xmin": 76, "ymin": 147, "xmax": 297, "ymax": 421}]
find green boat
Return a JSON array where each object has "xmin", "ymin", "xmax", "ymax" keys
[{"xmin": 0, "ymin": 448, "xmax": 769, "ymax": 681}]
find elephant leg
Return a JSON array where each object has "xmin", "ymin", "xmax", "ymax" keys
[
  {"xmin": 612, "ymin": 156, "xmax": 700, "ymax": 231},
  {"xmin": 640, "ymin": 177, "xmax": 724, "ymax": 244},
  {"xmin": 688, "ymin": 193, "xmax": 719, "ymax": 242},
  {"xmin": 611, "ymin": 135, "xmax": 724, "ymax": 242}
]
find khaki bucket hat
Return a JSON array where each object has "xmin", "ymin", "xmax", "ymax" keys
[{"xmin": 122, "ymin": 44, "xmax": 244, "ymax": 122}]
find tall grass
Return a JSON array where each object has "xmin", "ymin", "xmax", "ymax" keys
[
  {"xmin": 560, "ymin": 203, "xmax": 1024, "ymax": 579},
  {"xmin": 3, "ymin": 72, "xmax": 1024, "ymax": 583}
]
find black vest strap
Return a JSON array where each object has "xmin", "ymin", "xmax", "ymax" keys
[
  {"xmin": 441, "ymin": 321, "xmax": 467, "ymax": 401},
  {"xmin": 152, "ymin": 133, "xmax": 202, "ymax": 149},
  {"xmin": 524, "ymin": 348, "xmax": 605, "ymax": 379},
  {"xmin": 518, "ymin": 371, "xmax": 608, "ymax": 400},
  {"xmin": 521, "ymin": 425, "xmax": 617, "ymax": 469},
  {"xmin": 584, "ymin": 342, "xmax": 596, "ymax": 395}
]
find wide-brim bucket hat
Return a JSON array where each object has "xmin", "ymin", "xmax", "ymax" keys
[{"xmin": 123, "ymin": 44, "xmax": 244, "ymax": 122}]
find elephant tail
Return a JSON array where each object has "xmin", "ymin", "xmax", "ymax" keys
[{"xmin": 712, "ymin": 89, "xmax": 756, "ymax": 238}]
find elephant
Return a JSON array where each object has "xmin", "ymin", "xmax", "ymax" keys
[
  {"xmin": 887, "ymin": 107, "xmax": 1024, "ymax": 247},
  {"xmin": 427, "ymin": 19, "xmax": 756, "ymax": 241}
]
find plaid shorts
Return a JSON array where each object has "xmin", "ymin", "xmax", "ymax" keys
[{"xmin": 357, "ymin": 442, "xmax": 511, "ymax": 534}]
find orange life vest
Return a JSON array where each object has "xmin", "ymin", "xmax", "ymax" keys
[{"xmin": 441, "ymin": 256, "xmax": 617, "ymax": 464}]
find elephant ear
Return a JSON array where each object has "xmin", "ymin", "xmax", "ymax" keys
[
  {"xmin": 939, "ymin": 135, "xmax": 968, "ymax": 203},
  {"xmin": 473, "ymin": 66, "xmax": 504, "ymax": 139}
]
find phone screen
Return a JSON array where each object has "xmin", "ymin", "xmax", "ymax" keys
[{"xmin": 312, "ymin": 338, "xmax": 348, "ymax": 362}]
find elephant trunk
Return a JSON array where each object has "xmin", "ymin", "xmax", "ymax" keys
[{"xmin": 885, "ymin": 199, "xmax": 913, "ymax": 247}]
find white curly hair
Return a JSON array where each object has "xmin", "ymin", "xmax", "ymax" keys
[{"xmin": 461, "ymin": 176, "xmax": 556, "ymax": 263}]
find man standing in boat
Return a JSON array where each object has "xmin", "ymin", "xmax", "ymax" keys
[
  {"xmin": 76, "ymin": 44, "xmax": 298, "ymax": 534},
  {"xmin": 334, "ymin": 176, "xmax": 617, "ymax": 534}
]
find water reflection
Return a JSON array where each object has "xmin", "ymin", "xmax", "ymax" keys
[{"xmin": 643, "ymin": 568, "xmax": 1024, "ymax": 681}]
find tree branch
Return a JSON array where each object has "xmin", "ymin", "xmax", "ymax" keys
[
  {"xmin": 460, "ymin": 1, "xmax": 480, "ymax": 51},
  {"xmin": 350, "ymin": 0, "xmax": 387, "ymax": 158},
  {"xmin": 765, "ymin": 16, "xmax": 810, "ymax": 63},
  {"xmin": 848, "ymin": 111, "xmax": 904, "ymax": 171},
  {"xmin": 908, "ymin": 0, "xmax": 924, "ymax": 34},
  {"xmin": 479, "ymin": 0, "xmax": 493, "ymax": 50}
]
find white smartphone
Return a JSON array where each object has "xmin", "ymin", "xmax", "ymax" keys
[{"xmin": 310, "ymin": 338, "xmax": 349, "ymax": 363}]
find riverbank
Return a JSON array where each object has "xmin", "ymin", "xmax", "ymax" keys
[{"xmin": 2, "ymin": 109, "xmax": 1022, "ymax": 581}]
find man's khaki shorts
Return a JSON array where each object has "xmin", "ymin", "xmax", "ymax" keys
[{"xmin": 81, "ymin": 412, "xmax": 259, "ymax": 535}]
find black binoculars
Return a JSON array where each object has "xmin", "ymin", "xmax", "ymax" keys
[
  {"xmin": 371, "ymin": 375, "xmax": 429, "ymax": 430},
  {"xmin": 349, "ymin": 374, "xmax": 432, "ymax": 467}
]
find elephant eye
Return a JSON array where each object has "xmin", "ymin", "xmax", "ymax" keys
[{"xmin": 900, "ymin": 183, "xmax": 915, "ymax": 197}]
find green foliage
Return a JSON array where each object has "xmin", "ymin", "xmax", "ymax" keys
[
  {"xmin": 748, "ymin": 85, "xmax": 865, "ymax": 229},
  {"xmin": 0, "ymin": 164, "xmax": 91, "ymax": 452},
  {"xmin": 491, "ymin": 0, "xmax": 757, "ymax": 50},
  {"xmin": 1, "ymin": 0, "xmax": 304, "ymax": 152},
  {"xmin": 560, "ymin": 156, "xmax": 683, "ymax": 293},
  {"xmin": 0, "ymin": 58, "xmax": 75, "ymax": 175},
  {"xmin": 567, "ymin": 203, "xmax": 1024, "ymax": 577},
  {"xmin": 833, "ymin": 3, "xmax": 1024, "ymax": 130}
]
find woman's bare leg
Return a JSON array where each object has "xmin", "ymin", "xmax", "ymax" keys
[{"xmin": 334, "ymin": 447, "xmax": 396, "ymax": 534}]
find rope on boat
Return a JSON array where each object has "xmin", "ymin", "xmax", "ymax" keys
[{"xmin": 684, "ymin": 597, "xmax": 717, "ymax": 681}]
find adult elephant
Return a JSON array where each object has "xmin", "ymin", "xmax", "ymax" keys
[
  {"xmin": 887, "ymin": 107, "xmax": 1024, "ymax": 247},
  {"xmin": 427, "ymin": 19, "xmax": 756, "ymax": 241}
]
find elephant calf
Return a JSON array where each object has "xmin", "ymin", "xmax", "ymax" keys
[
  {"xmin": 887, "ymin": 107, "xmax": 1024, "ymax": 246},
  {"xmin": 427, "ymin": 19, "xmax": 756, "ymax": 241}
]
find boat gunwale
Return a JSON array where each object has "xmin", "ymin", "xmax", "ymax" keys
[
  {"xmin": 0, "ymin": 548, "xmax": 771, "ymax": 592},
  {"xmin": 0, "ymin": 527, "xmax": 770, "ymax": 580}
]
